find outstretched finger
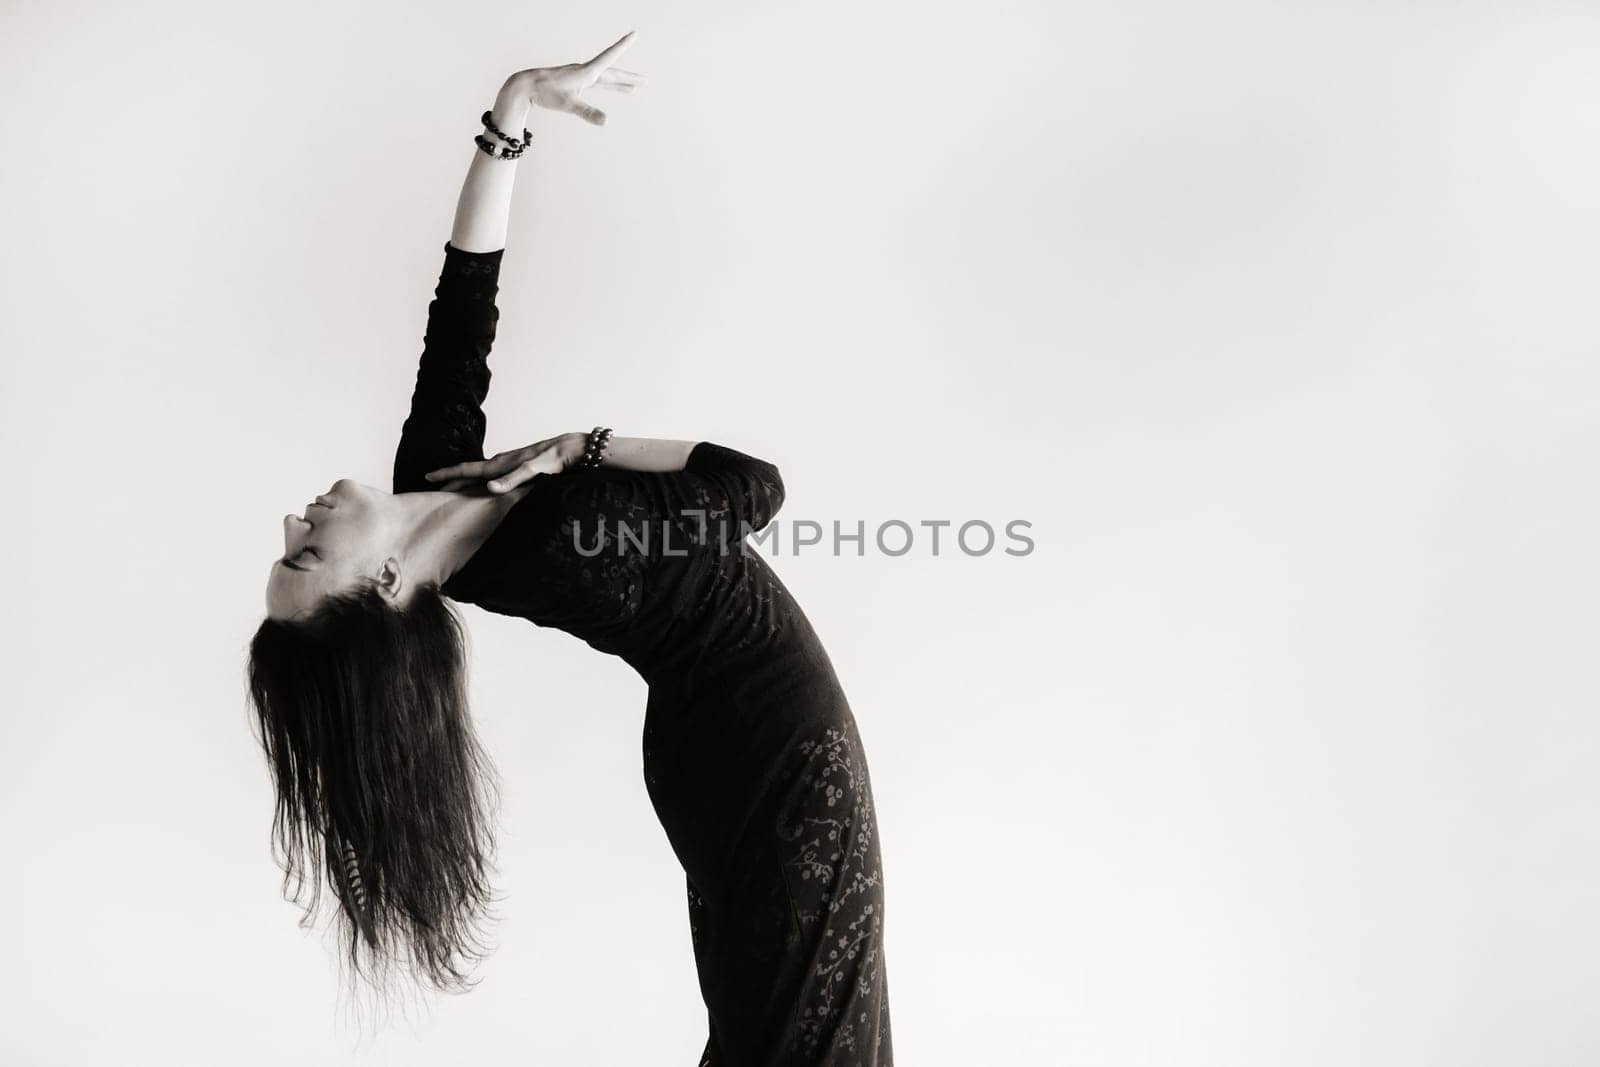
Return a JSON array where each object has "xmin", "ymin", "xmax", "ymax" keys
[
  {"xmin": 424, "ymin": 462, "xmax": 477, "ymax": 482},
  {"xmin": 595, "ymin": 69, "xmax": 644, "ymax": 93},
  {"xmin": 488, "ymin": 452, "xmax": 568, "ymax": 492},
  {"xmin": 424, "ymin": 454, "xmax": 516, "ymax": 482},
  {"xmin": 585, "ymin": 29, "xmax": 637, "ymax": 72},
  {"xmin": 598, "ymin": 67, "xmax": 645, "ymax": 85}
]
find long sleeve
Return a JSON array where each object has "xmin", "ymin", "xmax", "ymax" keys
[
  {"xmin": 392, "ymin": 242, "xmax": 506, "ymax": 494},
  {"xmin": 442, "ymin": 441, "xmax": 784, "ymax": 641},
  {"xmin": 680, "ymin": 442, "xmax": 786, "ymax": 535},
  {"xmin": 532, "ymin": 442, "xmax": 785, "ymax": 566},
  {"xmin": 557, "ymin": 442, "xmax": 787, "ymax": 553}
]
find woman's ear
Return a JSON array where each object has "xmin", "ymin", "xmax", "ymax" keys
[{"xmin": 375, "ymin": 557, "xmax": 405, "ymax": 602}]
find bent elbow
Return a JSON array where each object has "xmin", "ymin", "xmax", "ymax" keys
[{"xmin": 759, "ymin": 461, "xmax": 786, "ymax": 525}]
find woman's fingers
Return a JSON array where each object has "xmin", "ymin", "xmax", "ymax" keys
[
  {"xmin": 424, "ymin": 451, "xmax": 522, "ymax": 483},
  {"xmin": 516, "ymin": 36, "xmax": 642, "ymax": 122},
  {"xmin": 427, "ymin": 437, "xmax": 569, "ymax": 490},
  {"xmin": 584, "ymin": 30, "xmax": 637, "ymax": 73},
  {"xmin": 486, "ymin": 452, "xmax": 564, "ymax": 492},
  {"xmin": 424, "ymin": 461, "xmax": 488, "ymax": 482},
  {"xmin": 566, "ymin": 99, "xmax": 607, "ymax": 125},
  {"xmin": 597, "ymin": 67, "xmax": 645, "ymax": 88}
]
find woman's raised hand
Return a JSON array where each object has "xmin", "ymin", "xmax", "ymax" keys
[
  {"xmin": 423, "ymin": 433, "xmax": 585, "ymax": 493},
  {"xmin": 506, "ymin": 30, "xmax": 645, "ymax": 126}
]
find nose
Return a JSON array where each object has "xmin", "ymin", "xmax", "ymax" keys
[{"xmin": 331, "ymin": 478, "xmax": 358, "ymax": 495}]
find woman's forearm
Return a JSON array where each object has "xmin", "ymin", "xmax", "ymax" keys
[
  {"xmin": 450, "ymin": 78, "xmax": 532, "ymax": 253},
  {"xmin": 559, "ymin": 432, "xmax": 699, "ymax": 472}
]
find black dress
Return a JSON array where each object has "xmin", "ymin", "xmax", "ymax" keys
[{"xmin": 392, "ymin": 242, "xmax": 893, "ymax": 1066}]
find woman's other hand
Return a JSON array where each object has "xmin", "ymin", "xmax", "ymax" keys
[
  {"xmin": 505, "ymin": 31, "xmax": 645, "ymax": 127},
  {"xmin": 423, "ymin": 433, "xmax": 586, "ymax": 493}
]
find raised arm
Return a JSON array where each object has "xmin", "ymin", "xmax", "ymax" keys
[
  {"xmin": 392, "ymin": 36, "xmax": 646, "ymax": 494},
  {"xmin": 391, "ymin": 79, "xmax": 532, "ymax": 494}
]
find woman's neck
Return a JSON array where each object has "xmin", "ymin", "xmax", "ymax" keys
[{"xmin": 391, "ymin": 483, "xmax": 535, "ymax": 590}]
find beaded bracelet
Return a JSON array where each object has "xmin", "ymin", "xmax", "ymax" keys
[
  {"xmin": 578, "ymin": 426, "xmax": 614, "ymax": 470},
  {"xmin": 474, "ymin": 133, "xmax": 524, "ymax": 160},
  {"xmin": 475, "ymin": 109, "xmax": 532, "ymax": 160},
  {"xmin": 481, "ymin": 110, "xmax": 532, "ymax": 150}
]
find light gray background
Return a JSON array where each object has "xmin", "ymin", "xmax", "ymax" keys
[{"xmin": 3, "ymin": 1, "xmax": 1597, "ymax": 1063}]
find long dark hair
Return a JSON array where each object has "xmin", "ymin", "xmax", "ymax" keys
[{"xmin": 246, "ymin": 579, "xmax": 502, "ymax": 997}]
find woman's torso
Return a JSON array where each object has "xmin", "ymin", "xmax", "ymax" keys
[{"xmin": 439, "ymin": 462, "xmax": 854, "ymax": 886}]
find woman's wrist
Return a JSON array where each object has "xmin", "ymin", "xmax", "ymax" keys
[
  {"xmin": 558, "ymin": 431, "xmax": 590, "ymax": 470},
  {"xmin": 500, "ymin": 72, "xmax": 533, "ymax": 100},
  {"xmin": 488, "ymin": 80, "xmax": 532, "ymax": 144}
]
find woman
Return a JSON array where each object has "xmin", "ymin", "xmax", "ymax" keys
[{"xmin": 246, "ymin": 33, "xmax": 892, "ymax": 1066}]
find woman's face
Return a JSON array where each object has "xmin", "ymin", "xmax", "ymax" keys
[{"xmin": 265, "ymin": 478, "xmax": 393, "ymax": 620}]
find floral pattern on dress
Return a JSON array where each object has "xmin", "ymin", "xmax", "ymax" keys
[{"xmin": 774, "ymin": 723, "xmax": 892, "ymax": 1065}]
